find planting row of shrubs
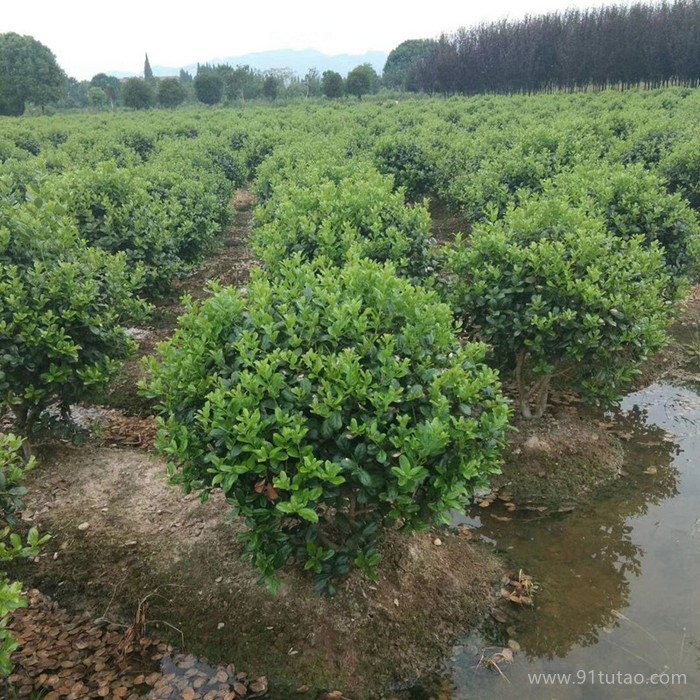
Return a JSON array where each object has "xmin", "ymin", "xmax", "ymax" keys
[
  {"xmin": 0, "ymin": 113, "xmax": 262, "ymax": 674},
  {"xmin": 144, "ymin": 93, "xmax": 700, "ymax": 593},
  {"xmin": 0, "ymin": 114, "xmax": 260, "ymax": 442},
  {"xmin": 2, "ymin": 90, "xmax": 700, "ymax": 600}
]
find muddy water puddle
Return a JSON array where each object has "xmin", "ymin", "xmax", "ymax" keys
[{"xmin": 421, "ymin": 381, "xmax": 700, "ymax": 699}]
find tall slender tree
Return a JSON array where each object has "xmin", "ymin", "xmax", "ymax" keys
[{"xmin": 144, "ymin": 53, "xmax": 154, "ymax": 82}]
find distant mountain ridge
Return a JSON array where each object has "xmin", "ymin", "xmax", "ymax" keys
[{"xmin": 108, "ymin": 49, "xmax": 388, "ymax": 79}]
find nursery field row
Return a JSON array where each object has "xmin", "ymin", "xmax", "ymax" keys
[{"xmin": 2, "ymin": 88, "xmax": 700, "ymax": 691}]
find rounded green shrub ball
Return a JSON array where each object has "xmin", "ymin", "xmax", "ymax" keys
[{"xmin": 145, "ymin": 256, "xmax": 509, "ymax": 592}]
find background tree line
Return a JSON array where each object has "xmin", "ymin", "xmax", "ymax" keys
[
  {"xmin": 407, "ymin": 0, "xmax": 700, "ymax": 95},
  {"xmin": 65, "ymin": 61, "xmax": 381, "ymax": 111},
  {"xmin": 0, "ymin": 33, "xmax": 383, "ymax": 115}
]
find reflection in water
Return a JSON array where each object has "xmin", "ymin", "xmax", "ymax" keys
[
  {"xmin": 466, "ymin": 405, "xmax": 678, "ymax": 660},
  {"xmin": 433, "ymin": 383, "xmax": 700, "ymax": 699}
]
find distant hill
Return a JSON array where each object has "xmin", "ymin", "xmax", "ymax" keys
[{"xmin": 108, "ymin": 49, "xmax": 387, "ymax": 79}]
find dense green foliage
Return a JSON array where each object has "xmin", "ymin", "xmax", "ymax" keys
[
  {"xmin": 383, "ymin": 39, "xmax": 436, "ymax": 91},
  {"xmin": 3, "ymin": 86, "xmax": 699, "ymax": 590},
  {"xmin": 0, "ymin": 191, "xmax": 148, "ymax": 436},
  {"xmin": 663, "ymin": 139, "xmax": 700, "ymax": 212},
  {"xmin": 194, "ymin": 71, "xmax": 224, "ymax": 105},
  {"xmin": 90, "ymin": 73, "xmax": 121, "ymax": 107},
  {"xmin": 52, "ymin": 165, "xmax": 186, "ymax": 294},
  {"xmin": 145, "ymin": 258, "xmax": 509, "ymax": 592},
  {"xmin": 321, "ymin": 70, "xmax": 344, "ymax": 98},
  {"xmin": 0, "ymin": 434, "xmax": 50, "ymax": 676},
  {"xmin": 541, "ymin": 162, "xmax": 700, "ymax": 281},
  {"xmin": 252, "ymin": 164, "xmax": 434, "ymax": 279},
  {"xmin": 158, "ymin": 78, "xmax": 186, "ymax": 108},
  {"xmin": 0, "ymin": 33, "xmax": 65, "ymax": 115},
  {"xmin": 122, "ymin": 78, "xmax": 155, "ymax": 110},
  {"xmin": 346, "ymin": 63, "xmax": 379, "ymax": 99},
  {"xmin": 373, "ymin": 136, "xmax": 438, "ymax": 201},
  {"xmin": 446, "ymin": 198, "xmax": 673, "ymax": 418}
]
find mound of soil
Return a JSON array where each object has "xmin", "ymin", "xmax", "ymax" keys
[
  {"xmin": 11, "ymin": 444, "xmax": 504, "ymax": 698},
  {"xmin": 491, "ymin": 411, "xmax": 625, "ymax": 510}
]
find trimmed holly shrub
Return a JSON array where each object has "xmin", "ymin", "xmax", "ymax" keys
[
  {"xmin": 145, "ymin": 257, "xmax": 509, "ymax": 592},
  {"xmin": 373, "ymin": 136, "xmax": 438, "ymax": 201},
  {"xmin": 662, "ymin": 139, "xmax": 700, "ymax": 213},
  {"xmin": 251, "ymin": 138, "xmax": 355, "ymax": 204},
  {"xmin": 443, "ymin": 135, "xmax": 560, "ymax": 222},
  {"xmin": 544, "ymin": 162, "xmax": 700, "ymax": 281},
  {"xmin": 1, "ymin": 434, "xmax": 49, "ymax": 676},
  {"xmin": 52, "ymin": 164, "xmax": 183, "ymax": 295},
  {"xmin": 619, "ymin": 128, "xmax": 679, "ymax": 167},
  {"xmin": 445, "ymin": 197, "xmax": 672, "ymax": 418},
  {"xmin": 252, "ymin": 167, "xmax": 435, "ymax": 280},
  {"xmin": 142, "ymin": 166, "xmax": 229, "ymax": 265},
  {"xmin": 0, "ymin": 193, "xmax": 148, "ymax": 438},
  {"xmin": 149, "ymin": 137, "xmax": 236, "ymax": 210}
]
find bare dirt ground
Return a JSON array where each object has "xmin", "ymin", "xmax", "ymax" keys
[
  {"xmin": 429, "ymin": 200, "xmax": 470, "ymax": 245},
  {"xmin": 488, "ymin": 411, "xmax": 625, "ymax": 510}
]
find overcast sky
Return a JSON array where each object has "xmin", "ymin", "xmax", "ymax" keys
[{"xmin": 2, "ymin": 0, "xmax": 624, "ymax": 80}]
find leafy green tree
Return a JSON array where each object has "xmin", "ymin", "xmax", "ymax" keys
[
  {"xmin": 383, "ymin": 39, "xmax": 436, "ymax": 90},
  {"xmin": 303, "ymin": 67, "xmax": 321, "ymax": 97},
  {"xmin": 262, "ymin": 75, "xmax": 279, "ymax": 101},
  {"xmin": 145, "ymin": 256, "xmax": 508, "ymax": 593},
  {"xmin": 0, "ymin": 33, "xmax": 66, "ymax": 115},
  {"xmin": 88, "ymin": 86, "xmax": 108, "ymax": 110},
  {"xmin": 446, "ymin": 198, "xmax": 673, "ymax": 418},
  {"xmin": 194, "ymin": 71, "xmax": 224, "ymax": 105},
  {"xmin": 158, "ymin": 77, "xmax": 186, "ymax": 108},
  {"xmin": 122, "ymin": 77, "xmax": 154, "ymax": 109},
  {"xmin": 59, "ymin": 77, "xmax": 89, "ymax": 109},
  {"xmin": 321, "ymin": 70, "xmax": 344, "ymax": 98},
  {"xmin": 346, "ymin": 63, "xmax": 379, "ymax": 99},
  {"xmin": 90, "ymin": 72, "xmax": 121, "ymax": 107},
  {"xmin": 219, "ymin": 64, "xmax": 267, "ymax": 101}
]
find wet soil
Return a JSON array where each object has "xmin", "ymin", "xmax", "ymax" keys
[
  {"xmin": 440, "ymin": 379, "xmax": 700, "ymax": 699},
  {"xmin": 488, "ymin": 411, "xmax": 625, "ymax": 510},
  {"xmin": 634, "ymin": 283, "xmax": 700, "ymax": 388}
]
